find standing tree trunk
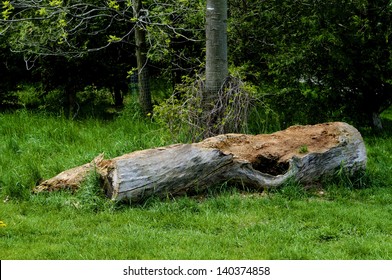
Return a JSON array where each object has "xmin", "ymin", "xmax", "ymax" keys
[
  {"xmin": 133, "ymin": 0, "xmax": 152, "ymax": 115},
  {"xmin": 202, "ymin": 0, "xmax": 229, "ymax": 138},
  {"xmin": 205, "ymin": 0, "xmax": 228, "ymax": 96}
]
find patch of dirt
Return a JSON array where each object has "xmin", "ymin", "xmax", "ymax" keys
[{"xmin": 199, "ymin": 122, "xmax": 347, "ymax": 175}]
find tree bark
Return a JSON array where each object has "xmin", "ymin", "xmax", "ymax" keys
[
  {"xmin": 34, "ymin": 122, "xmax": 367, "ymax": 204},
  {"xmin": 205, "ymin": 0, "xmax": 228, "ymax": 95},
  {"xmin": 133, "ymin": 0, "xmax": 152, "ymax": 115}
]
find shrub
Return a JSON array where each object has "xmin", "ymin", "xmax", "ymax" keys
[
  {"xmin": 154, "ymin": 71, "xmax": 258, "ymax": 142},
  {"xmin": 75, "ymin": 85, "xmax": 115, "ymax": 118}
]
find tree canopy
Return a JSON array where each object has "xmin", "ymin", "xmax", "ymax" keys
[{"xmin": 1, "ymin": 0, "xmax": 391, "ymax": 128}]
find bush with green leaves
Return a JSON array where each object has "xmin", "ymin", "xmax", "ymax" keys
[
  {"xmin": 75, "ymin": 85, "xmax": 115, "ymax": 118},
  {"xmin": 229, "ymin": 0, "xmax": 392, "ymax": 128}
]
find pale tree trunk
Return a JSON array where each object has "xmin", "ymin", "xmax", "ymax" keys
[
  {"xmin": 133, "ymin": 0, "xmax": 152, "ymax": 115},
  {"xmin": 202, "ymin": 0, "xmax": 229, "ymax": 138},
  {"xmin": 205, "ymin": 0, "xmax": 228, "ymax": 96}
]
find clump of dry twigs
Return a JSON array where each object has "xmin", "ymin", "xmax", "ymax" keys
[{"xmin": 154, "ymin": 73, "xmax": 256, "ymax": 142}]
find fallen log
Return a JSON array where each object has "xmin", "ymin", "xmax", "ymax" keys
[{"xmin": 34, "ymin": 122, "xmax": 367, "ymax": 203}]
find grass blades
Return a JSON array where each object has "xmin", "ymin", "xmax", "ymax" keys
[
  {"xmin": 0, "ymin": 110, "xmax": 170, "ymax": 198},
  {"xmin": 1, "ymin": 191, "xmax": 392, "ymax": 259},
  {"xmin": 1, "ymin": 109, "xmax": 392, "ymax": 259}
]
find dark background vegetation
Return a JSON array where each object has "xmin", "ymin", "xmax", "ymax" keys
[{"xmin": 1, "ymin": 0, "xmax": 391, "ymax": 128}]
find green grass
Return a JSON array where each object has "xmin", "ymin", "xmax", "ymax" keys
[
  {"xmin": 0, "ymin": 109, "xmax": 170, "ymax": 198},
  {"xmin": 1, "ymin": 109, "xmax": 392, "ymax": 259}
]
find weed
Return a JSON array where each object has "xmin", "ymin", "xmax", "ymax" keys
[{"xmin": 298, "ymin": 145, "xmax": 308, "ymax": 154}]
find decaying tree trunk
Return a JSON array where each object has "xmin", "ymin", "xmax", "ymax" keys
[{"xmin": 34, "ymin": 122, "xmax": 367, "ymax": 203}]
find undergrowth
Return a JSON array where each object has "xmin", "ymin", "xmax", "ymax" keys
[{"xmin": 153, "ymin": 71, "xmax": 258, "ymax": 142}]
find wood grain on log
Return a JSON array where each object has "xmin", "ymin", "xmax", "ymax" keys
[{"xmin": 34, "ymin": 122, "xmax": 367, "ymax": 203}]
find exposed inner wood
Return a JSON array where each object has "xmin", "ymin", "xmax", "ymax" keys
[{"xmin": 34, "ymin": 122, "xmax": 367, "ymax": 204}]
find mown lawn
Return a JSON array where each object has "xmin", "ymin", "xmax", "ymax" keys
[{"xmin": 1, "ymin": 109, "xmax": 392, "ymax": 259}]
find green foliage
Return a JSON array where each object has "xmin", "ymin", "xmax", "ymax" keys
[
  {"xmin": 145, "ymin": 0, "xmax": 205, "ymax": 66},
  {"xmin": 5, "ymin": 9, "xmax": 70, "ymax": 55},
  {"xmin": 107, "ymin": 0, "xmax": 120, "ymax": 10},
  {"xmin": 228, "ymin": 0, "xmax": 392, "ymax": 127},
  {"xmin": 119, "ymin": 94, "xmax": 145, "ymax": 120},
  {"xmin": 12, "ymin": 84, "xmax": 43, "ymax": 108},
  {"xmin": 1, "ymin": 0, "xmax": 391, "ymax": 129},
  {"xmin": 153, "ymin": 77, "xmax": 198, "ymax": 141},
  {"xmin": 107, "ymin": 35, "xmax": 121, "ymax": 43},
  {"xmin": 2, "ymin": 1, "xmax": 14, "ymax": 20},
  {"xmin": 298, "ymin": 145, "xmax": 309, "ymax": 154},
  {"xmin": 4, "ymin": 83, "xmax": 125, "ymax": 119},
  {"xmin": 291, "ymin": 1, "xmax": 391, "ymax": 124},
  {"xmin": 0, "ymin": 111, "xmax": 392, "ymax": 259},
  {"xmin": 75, "ymin": 85, "xmax": 115, "ymax": 118},
  {"xmin": 49, "ymin": 0, "xmax": 63, "ymax": 7},
  {"xmin": 40, "ymin": 88, "xmax": 66, "ymax": 112}
]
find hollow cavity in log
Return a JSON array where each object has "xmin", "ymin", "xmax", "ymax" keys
[{"xmin": 252, "ymin": 155, "xmax": 290, "ymax": 176}]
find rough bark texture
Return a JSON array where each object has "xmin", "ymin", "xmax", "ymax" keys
[
  {"xmin": 34, "ymin": 122, "xmax": 367, "ymax": 203},
  {"xmin": 205, "ymin": 0, "xmax": 228, "ymax": 94},
  {"xmin": 133, "ymin": 0, "xmax": 152, "ymax": 115}
]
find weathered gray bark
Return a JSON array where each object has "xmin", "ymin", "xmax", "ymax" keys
[
  {"xmin": 34, "ymin": 122, "xmax": 367, "ymax": 204},
  {"xmin": 205, "ymin": 0, "xmax": 228, "ymax": 95}
]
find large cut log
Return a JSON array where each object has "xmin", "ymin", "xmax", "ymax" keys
[{"xmin": 34, "ymin": 122, "xmax": 367, "ymax": 203}]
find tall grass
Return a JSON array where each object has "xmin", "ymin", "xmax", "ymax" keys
[
  {"xmin": 0, "ymin": 108, "xmax": 171, "ymax": 199},
  {"xmin": 1, "ymin": 107, "xmax": 392, "ymax": 259}
]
